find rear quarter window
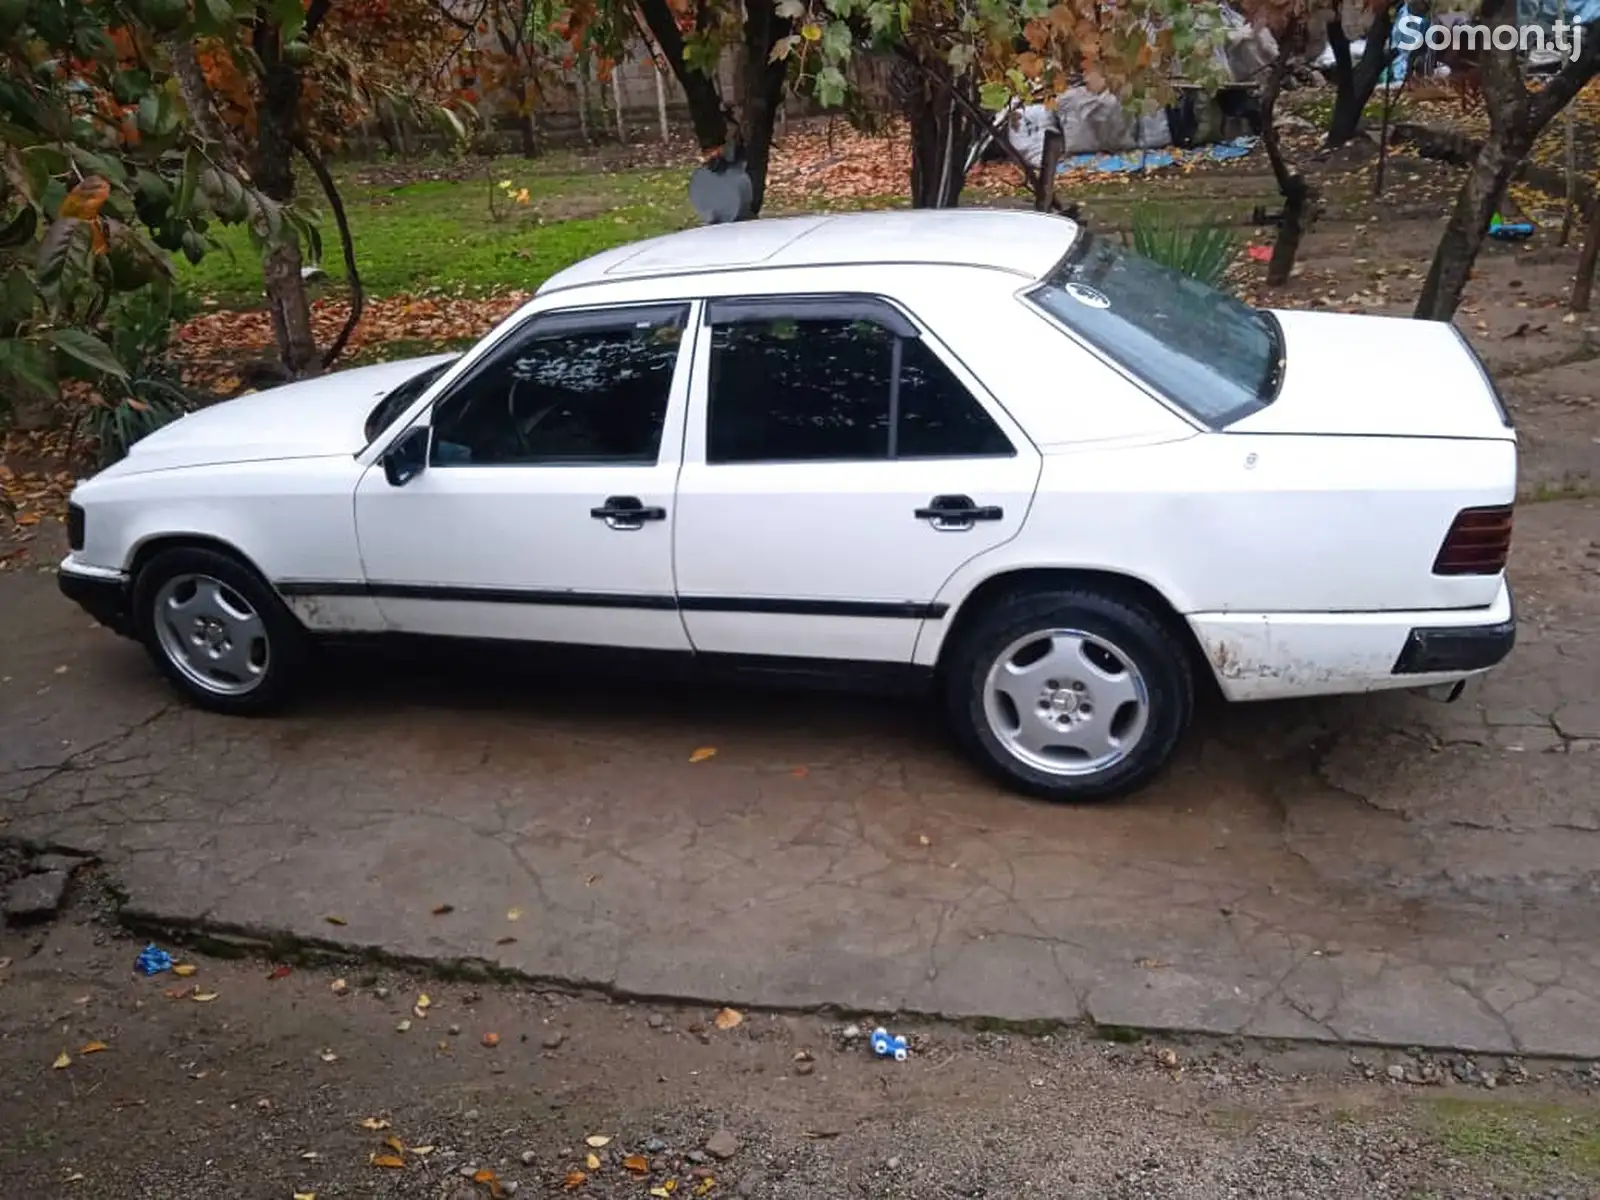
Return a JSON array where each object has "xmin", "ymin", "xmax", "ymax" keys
[{"xmin": 1027, "ymin": 232, "xmax": 1282, "ymax": 429}]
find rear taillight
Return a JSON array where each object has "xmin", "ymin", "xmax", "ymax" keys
[{"xmin": 1433, "ymin": 505, "xmax": 1512, "ymax": 575}]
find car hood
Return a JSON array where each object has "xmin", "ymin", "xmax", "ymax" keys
[
  {"xmin": 98, "ymin": 355, "xmax": 456, "ymax": 477},
  {"xmin": 1228, "ymin": 310, "xmax": 1514, "ymax": 441}
]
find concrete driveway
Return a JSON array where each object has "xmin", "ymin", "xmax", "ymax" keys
[{"xmin": 4, "ymin": 499, "xmax": 1598, "ymax": 1057}]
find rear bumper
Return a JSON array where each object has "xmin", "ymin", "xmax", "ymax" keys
[
  {"xmin": 58, "ymin": 557, "xmax": 132, "ymax": 637},
  {"xmin": 1391, "ymin": 602, "xmax": 1516, "ymax": 675},
  {"xmin": 1189, "ymin": 579, "xmax": 1515, "ymax": 702}
]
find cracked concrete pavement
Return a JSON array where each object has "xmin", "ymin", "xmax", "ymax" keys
[{"xmin": 3, "ymin": 498, "xmax": 1598, "ymax": 1058}]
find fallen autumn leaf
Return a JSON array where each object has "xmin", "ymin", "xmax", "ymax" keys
[
  {"xmin": 688, "ymin": 747, "xmax": 717, "ymax": 763},
  {"xmin": 370, "ymin": 1153, "xmax": 405, "ymax": 1169},
  {"xmin": 171, "ymin": 964, "xmax": 198, "ymax": 977},
  {"xmin": 563, "ymin": 1170, "xmax": 587, "ymax": 1190},
  {"xmin": 585, "ymin": 1134, "xmax": 612, "ymax": 1148},
  {"xmin": 77, "ymin": 1041, "xmax": 108, "ymax": 1054},
  {"xmin": 586, "ymin": 1152, "xmax": 601, "ymax": 1170},
  {"xmin": 713, "ymin": 1007, "xmax": 743, "ymax": 1030},
  {"xmin": 324, "ymin": 915, "xmax": 347, "ymax": 926},
  {"xmin": 482, "ymin": 1031, "xmax": 501, "ymax": 1047},
  {"xmin": 192, "ymin": 990, "xmax": 219, "ymax": 1002},
  {"xmin": 358, "ymin": 1117, "xmax": 391, "ymax": 1130},
  {"xmin": 52, "ymin": 1051, "xmax": 71, "ymax": 1069},
  {"xmin": 622, "ymin": 1154, "xmax": 650, "ymax": 1174},
  {"xmin": 430, "ymin": 903, "xmax": 454, "ymax": 915}
]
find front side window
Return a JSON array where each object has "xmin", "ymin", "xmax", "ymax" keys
[
  {"xmin": 1028, "ymin": 231, "xmax": 1282, "ymax": 429},
  {"xmin": 707, "ymin": 305, "xmax": 1013, "ymax": 464},
  {"xmin": 430, "ymin": 305, "xmax": 687, "ymax": 466}
]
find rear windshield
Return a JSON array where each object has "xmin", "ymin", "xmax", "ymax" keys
[{"xmin": 1027, "ymin": 231, "xmax": 1282, "ymax": 428}]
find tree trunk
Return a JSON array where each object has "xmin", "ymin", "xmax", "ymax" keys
[
  {"xmin": 517, "ymin": 110, "xmax": 538, "ymax": 158},
  {"xmin": 736, "ymin": 0, "xmax": 792, "ymax": 215},
  {"xmin": 903, "ymin": 58, "xmax": 970, "ymax": 209},
  {"xmin": 1573, "ymin": 201, "xmax": 1600, "ymax": 312},
  {"xmin": 1260, "ymin": 26, "xmax": 1316, "ymax": 286},
  {"xmin": 251, "ymin": 22, "xmax": 319, "ymax": 377},
  {"xmin": 1324, "ymin": 8, "xmax": 1396, "ymax": 148},
  {"xmin": 1416, "ymin": 137, "xmax": 1525, "ymax": 319},
  {"xmin": 635, "ymin": 0, "xmax": 727, "ymax": 153}
]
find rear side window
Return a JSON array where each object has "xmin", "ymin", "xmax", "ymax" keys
[
  {"xmin": 1028, "ymin": 230, "xmax": 1282, "ymax": 428},
  {"xmin": 707, "ymin": 307, "xmax": 1013, "ymax": 464}
]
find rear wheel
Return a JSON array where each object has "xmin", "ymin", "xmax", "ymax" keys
[
  {"xmin": 944, "ymin": 588, "xmax": 1194, "ymax": 801},
  {"xmin": 132, "ymin": 546, "xmax": 308, "ymax": 714}
]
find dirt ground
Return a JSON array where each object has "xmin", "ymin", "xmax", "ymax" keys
[{"xmin": 3, "ymin": 896, "xmax": 1600, "ymax": 1200}]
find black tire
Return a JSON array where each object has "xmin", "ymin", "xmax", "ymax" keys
[
  {"xmin": 942, "ymin": 587, "xmax": 1194, "ymax": 802},
  {"xmin": 131, "ymin": 545, "xmax": 309, "ymax": 715}
]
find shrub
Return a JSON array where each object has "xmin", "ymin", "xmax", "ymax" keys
[{"xmin": 1128, "ymin": 203, "xmax": 1239, "ymax": 286}]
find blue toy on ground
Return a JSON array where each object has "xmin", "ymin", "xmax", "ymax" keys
[{"xmin": 870, "ymin": 1027, "xmax": 909, "ymax": 1061}]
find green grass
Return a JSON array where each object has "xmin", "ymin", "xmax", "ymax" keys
[
  {"xmin": 176, "ymin": 155, "xmax": 696, "ymax": 304},
  {"xmin": 1425, "ymin": 1096, "xmax": 1600, "ymax": 1188}
]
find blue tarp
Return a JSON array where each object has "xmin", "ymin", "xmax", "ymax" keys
[
  {"xmin": 1055, "ymin": 136, "xmax": 1258, "ymax": 176},
  {"xmin": 1521, "ymin": 0, "xmax": 1600, "ymax": 25}
]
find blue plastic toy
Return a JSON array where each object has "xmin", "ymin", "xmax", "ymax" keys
[
  {"xmin": 870, "ymin": 1027, "xmax": 908, "ymax": 1061},
  {"xmin": 1489, "ymin": 212, "xmax": 1535, "ymax": 241},
  {"xmin": 135, "ymin": 944, "xmax": 174, "ymax": 975}
]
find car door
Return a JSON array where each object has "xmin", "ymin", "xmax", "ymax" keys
[
  {"xmin": 673, "ymin": 294, "xmax": 1042, "ymax": 663},
  {"xmin": 353, "ymin": 302, "xmax": 695, "ymax": 650}
]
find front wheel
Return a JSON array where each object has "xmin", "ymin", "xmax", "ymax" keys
[
  {"xmin": 131, "ymin": 546, "xmax": 309, "ymax": 715},
  {"xmin": 944, "ymin": 588, "xmax": 1194, "ymax": 802}
]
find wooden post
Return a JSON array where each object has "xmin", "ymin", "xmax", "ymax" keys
[
  {"xmin": 612, "ymin": 62, "xmax": 626, "ymax": 143},
  {"xmin": 654, "ymin": 61, "xmax": 669, "ymax": 143},
  {"xmin": 1034, "ymin": 128, "xmax": 1063, "ymax": 211},
  {"xmin": 577, "ymin": 57, "xmax": 592, "ymax": 144}
]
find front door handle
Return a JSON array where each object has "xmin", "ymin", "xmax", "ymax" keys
[
  {"xmin": 914, "ymin": 494, "xmax": 1003, "ymax": 531},
  {"xmin": 591, "ymin": 495, "xmax": 666, "ymax": 531}
]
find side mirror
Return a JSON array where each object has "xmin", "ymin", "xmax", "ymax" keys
[{"xmin": 382, "ymin": 425, "xmax": 430, "ymax": 487}]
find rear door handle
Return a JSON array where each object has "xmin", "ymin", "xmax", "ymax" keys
[
  {"xmin": 591, "ymin": 495, "xmax": 666, "ymax": 531},
  {"xmin": 914, "ymin": 494, "xmax": 1003, "ymax": 531}
]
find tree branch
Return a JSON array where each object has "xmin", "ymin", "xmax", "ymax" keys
[
  {"xmin": 294, "ymin": 135, "xmax": 363, "ymax": 370},
  {"xmin": 888, "ymin": 44, "xmax": 1067, "ymax": 212},
  {"xmin": 1528, "ymin": 34, "xmax": 1600, "ymax": 130},
  {"xmin": 636, "ymin": 0, "xmax": 727, "ymax": 151},
  {"xmin": 303, "ymin": 0, "xmax": 334, "ymax": 40}
]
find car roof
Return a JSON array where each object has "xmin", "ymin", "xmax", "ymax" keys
[{"xmin": 537, "ymin": 209, "xmax": 1080, "ymax": 295}]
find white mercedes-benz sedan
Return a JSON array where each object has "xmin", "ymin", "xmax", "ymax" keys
[{"xmin": 59, "ymin": 209, "xmax": 1516, "ymax": 801}]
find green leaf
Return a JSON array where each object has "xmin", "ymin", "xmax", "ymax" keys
[
  {"xmin": 822, "ymin": 21, "xmax": 854, "ymax": 59},
  {"xmin": 816, "ymin": 65, "xmax": 847, "ymax": 107},
  {"xmin": 431, "ymin": 106, "xmax": 467, "ymax": 143},
  {"xmin": 68, "ymin": 146, "xmax": 127, "ymax": 185},
  {"xmin": 0, "ymin": 206, "xmax": 37, "ymax": 250},
  {"xmin": 272, "ymin": 0, "xmax": 307, "ymax": 42},
  {"xmin": 0, "ymin": 267, "xmax": 35, "ymax": 325},
  {"xmin": 175, "ymin": 148, "xmax": 201, "ymax": 219},
  {"xmin": 0, "ymin": 338, "xmax": 58, "ymax": 399},
  {"xmin": 194, "ymin": 0, "xmax": 236, "ymax": 36},
  {"xmin": 36, "ymin": 218, "xmax": 89, "ymax": 292},
  {"xmin": 48, "ymin": 328, "xmax": 128, "ymax": 380},
  {"xmin": 979, "ymin": 81, "xmax": 1011, "ymax": 111}
]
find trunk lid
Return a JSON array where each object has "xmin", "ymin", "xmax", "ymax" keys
[{"xmin": 1228, "ymin": 310, "xmax": 1514, "ymax": 441}]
